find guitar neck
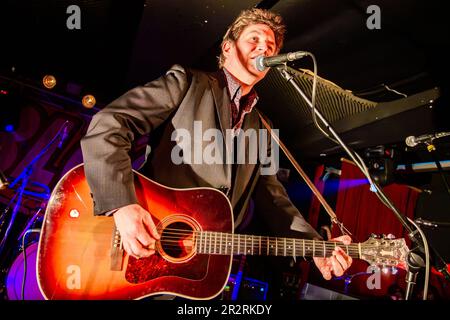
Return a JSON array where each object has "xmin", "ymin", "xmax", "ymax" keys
[{"xmin": 195, "ymin": 231, "xmax": 361, "ymax": 259}]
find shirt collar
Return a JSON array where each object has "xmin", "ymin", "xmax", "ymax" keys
[{"xmin": 222, "ymin": 67, "xmax": 259, "ymax": 106}]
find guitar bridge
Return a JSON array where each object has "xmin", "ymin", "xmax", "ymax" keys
[{"xmin": 110, "ymin": 226, "xmax": 124, "ymax": 271}]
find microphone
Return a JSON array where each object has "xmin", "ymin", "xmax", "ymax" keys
[
  {"xmin": 255, "ymin": 51, "xmax": 308, "ymax": 71},
  {"xmin": 0, "ymin": 170, "xmax": 9, "ymax": 190},
  {"xmin": 405, "ymin": 132, "xmax": 450, "ymax": 147},
  {"xmin": 58, "ymin": 122, "xmax": 70, "ymax": 149}
]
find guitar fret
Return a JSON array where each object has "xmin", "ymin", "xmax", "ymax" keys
[
  {"xmin": 312, "ymin": 240, "xmax": 315, "ymax": 257},
  {"xmin": 293, "ymin": 238, "xmax": 296, "ymax": 257},
  {"xmin": 302, "ymin": 239, "xmax": 305, "ymax": 257},
  {"xmin": 216, "ymin": 232, "xmax": 219, "ymax": 254},
  {"xmin": 196, "ymin": 232, "xmax": 200, "ymax": 253},
  {"xmin": 209, "ymin": 232, "xmax": 212, "ymax": 254},
  {"xmin": 225, "ymin": 233, "xmax": 229, "ymax": 254},
  {"xmin": 251, "ymin": 236, "xmax": 254, "ymax": 255},
  {"xmin": 203, "ymin": 232, "xmax": 206, "ymax": 254},
  {"xmin": 266, "ymin": 237, "xmax": 269, "ymax": 256},
  {"xmin": 217, "ymin": 232, "xmax": 220, "ymax": 254},
  {"xmin": 345, "ymin": 245, "xmax": 349, "ymax": 256},
  {"xmin": 223, "ymin": 233, "xmax": 226, "ymax": 254},
  {"xmin": 230, "ymin": 233, "xmax": 234, "ymax": 255},
  {"xmin": 283, "ymin": 238, "xmax": 286, "ymax": 256},
  {"xmin": 323, "ymin": 241, "xmax": 326, "ymax": 258},
  {"xmin": 244, "ymin": 234, "xmax": 246, "ymax": 254},
  {"xmin": 214, "ymin": 232, "xmax": 217, "ymax": 254},
  {"xmin": 275, "ymin": 238, "xmax": 278, "ymax": 256},
  {"xmin": 259, "ymin": 236, "xmax": 262, "ymax": 256},
  {"xmin": 237, "ymin": 234, "xmax": 240, "ymax": 255}
]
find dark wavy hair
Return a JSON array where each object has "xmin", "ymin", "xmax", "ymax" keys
[{"xmin": 218, "ymin": 8, "xmax": 286, "ymax": 68}]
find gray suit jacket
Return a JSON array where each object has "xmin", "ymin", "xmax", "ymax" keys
[{"xmin": 80, "ymin": 65, "xmax": 320, "ymax": 239}]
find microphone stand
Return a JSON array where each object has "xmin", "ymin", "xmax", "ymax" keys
[
  {"xmin": 275, "ymin": 65, "xmax": 450, "ymax": 299},
  {"xmin": 0, "ymin": 121, "xmax": 68, "ymax": 256},
  {"xmin": 424, "ymin": 142, "xmax": 450, "ymax": 197}
]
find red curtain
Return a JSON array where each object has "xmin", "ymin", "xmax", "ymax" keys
[
  {"xmin": 320, "ymin": 159, "xmax": 450, "ymax": 299},
  {"xmin": 332, "ymin": 160, "xmax": 419, "ymax": 243},
  {"xmin": 307, "ymin": 164, "xmax": 325, "ymax": 230}
]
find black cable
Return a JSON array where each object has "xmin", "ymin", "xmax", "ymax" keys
[{"xmin": 21, "ymin": 229, "xmax": 40, "ymax": 300}]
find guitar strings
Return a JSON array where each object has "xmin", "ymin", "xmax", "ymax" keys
[
  {"xmin": 118, "ymin": 226, "xmax": 402, "ymax": 257},
  {"xmin": 157, "ymin": 230, "xmax": 387, "ymax": 249},
  {"xmin": 155, "ymin": 237, "xmax": 394, "ymax": 254},
  {"xmin": 158, "ymin": 227, "xmax": 401, "ymax": 248},
  {"xmin": 142, "ymin": 232, "xmax": 401, "ymax": 260},
  {"xmin": 149, "ymin": 242, "xmax": 403, "ymax": 261},
  {"xmin": 157, "ymin": 234, "xmax": 390, "ymax": 250}
]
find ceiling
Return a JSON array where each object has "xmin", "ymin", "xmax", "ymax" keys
[{"xmin": 1, "ymin": 0, "xmax": 449, "ymax": 161}]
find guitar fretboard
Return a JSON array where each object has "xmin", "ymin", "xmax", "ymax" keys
[{"xmin": 194, "ymin": 231, "xmax": 361, "ymax": 259}]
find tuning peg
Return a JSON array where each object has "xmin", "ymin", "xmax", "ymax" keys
[
  {"xmin": 385, "ymin": 234, "xmax": 395, "ymax": 239},
  {"xmin": 370, "ymin": 233, "xmax": 378, "ymax": 239}
]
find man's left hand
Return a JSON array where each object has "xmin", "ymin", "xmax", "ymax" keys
[{"xmin": 313, "ymin": 235, "xmax": 353, "ymax": 280}]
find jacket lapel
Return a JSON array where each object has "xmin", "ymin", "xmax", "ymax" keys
[
  {"xmin": 208, "ymin": 71, "xmax": 233, "ymax": 192},
  {"xmin": 209, "ymin": 72, "xmax": 231, "ymax": 137},
  {"xmin": 230, "ymin": 110, "xmax": 260, "ymax": 209}
]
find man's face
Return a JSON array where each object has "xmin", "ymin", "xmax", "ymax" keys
[{"xmin": 223, "ymin": 23, "xmax": 277, "ymax": 86}]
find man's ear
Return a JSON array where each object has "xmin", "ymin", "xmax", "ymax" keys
[{"xmin": 222, "ymin": 40, "xmax": 233, "ymax": 58}]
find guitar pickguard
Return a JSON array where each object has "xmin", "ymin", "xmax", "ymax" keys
[{"xmin": 125, "ymin": 254, "xmax": 209, "ymax": 283}]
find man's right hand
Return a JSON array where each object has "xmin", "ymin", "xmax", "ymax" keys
[{"xmin": 113, "ymin": 204, "xmax": 160, "ymax": 259}]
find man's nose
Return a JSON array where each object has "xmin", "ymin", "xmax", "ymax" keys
[{"xmin": 257, "ymin": 43, "xmax": 268, "ymax": 54}]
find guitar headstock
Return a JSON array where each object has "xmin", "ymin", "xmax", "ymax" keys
[{"xmin": 359, "ymin": 234, "xmax": 408, "ymax": 269}]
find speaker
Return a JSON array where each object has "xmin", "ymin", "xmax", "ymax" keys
[{"xmin": 300, "ymin": 283, "xmax": 358, "ymax": 300}]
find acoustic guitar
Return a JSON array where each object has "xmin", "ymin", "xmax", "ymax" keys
[{"xmin": 37, "ymin": 164, "xmax": 408, "ymax": 299}]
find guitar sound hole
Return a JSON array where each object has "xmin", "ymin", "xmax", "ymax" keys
[{"xmin": 160, "ymin": 222, "xmax": 195, "ymax": 259}]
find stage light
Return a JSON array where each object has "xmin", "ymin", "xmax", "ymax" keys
[
  {"xmin": 82, "ymin": 94, "xmax": 96, "ymax": 108},
  {"xmin": 42, "ymin": 75, "xmax": 57, "ymax": 89},
  {"xmin": 0, "ymin": 170, "xmax": 9, "ymax": 190}
]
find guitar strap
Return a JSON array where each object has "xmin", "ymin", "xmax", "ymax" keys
[{"xmin": 256, "ymin": 109, "xmax": 351, "ymax": 237}]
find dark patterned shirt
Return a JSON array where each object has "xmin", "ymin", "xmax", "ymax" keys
[{"xmin": 222, "ymin": 68, "xmax": 259, "ymax": 132}]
